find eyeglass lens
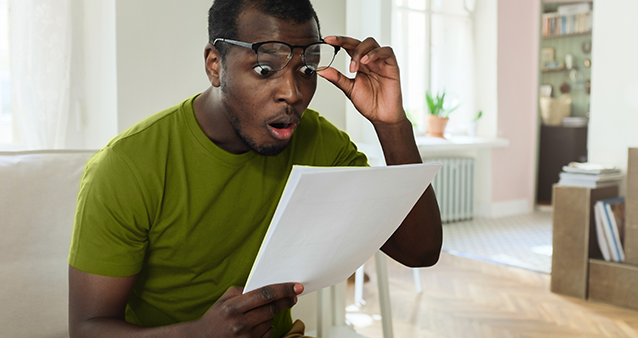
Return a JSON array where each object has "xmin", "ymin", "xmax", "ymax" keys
[{"xmin": 257, "ymin": 43, "xmax": 336, "ymax": 72}]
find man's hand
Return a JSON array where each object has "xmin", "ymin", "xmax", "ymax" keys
[
  {"xmin": 190, "ymin": 283, "xmax": 303, "ymax": 338},
  {"xmin": 319, "ymin": 36, "xmax": 405, "ymax": 126}
]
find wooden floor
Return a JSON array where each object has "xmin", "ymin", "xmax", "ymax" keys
[{"xmin": 346, "ymin": 252, "xmax": 638, "ymax": 338}]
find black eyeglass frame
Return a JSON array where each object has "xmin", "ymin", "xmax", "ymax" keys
[{"xmin": 212, "ymin": 38, "xmax": 341, "ymax": 72}]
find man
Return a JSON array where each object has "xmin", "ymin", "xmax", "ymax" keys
[{"xmin": 68, "ymin": 0, "xmax": 442, "ymax": 337}]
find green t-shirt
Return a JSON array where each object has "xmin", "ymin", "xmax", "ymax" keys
[{"xmin": 68, "ymin": 94, "xmax": 368, "ymax": 337}]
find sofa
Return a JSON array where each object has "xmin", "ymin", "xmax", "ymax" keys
[{"xmin": 0, "ymin": 150, "xmax": 96, "ymax": 337}]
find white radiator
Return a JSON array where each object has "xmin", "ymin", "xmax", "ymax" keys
[{"xmin": 426, "ymin": 157, "xmax": 475, "ymax": 223}]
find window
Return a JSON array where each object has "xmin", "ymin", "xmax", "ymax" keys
[
  {"xmin": 393, "ymin": 0, "xmax": 475, "ymax": 135},
  {"xmin": 0, "ymin": 0, "xmax": 12, "ymax": 143}
]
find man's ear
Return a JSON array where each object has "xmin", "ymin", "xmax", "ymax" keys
[{"xmin": 204, "ymin": 43, "xmax": 222, "ymax": 87}]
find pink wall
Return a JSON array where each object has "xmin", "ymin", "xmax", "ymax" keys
[{"xmin": 491, "ymin": 0, "xmax": 540, "ymax": 204}]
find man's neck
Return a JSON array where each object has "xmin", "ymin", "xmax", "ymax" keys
[{"xmin": 193, "ymin": 87, "xmax": 249, "ymax": 154}]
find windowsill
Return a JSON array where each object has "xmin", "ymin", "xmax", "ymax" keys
[
  {"xmin": 415, "ymin": 135, "xmax": 509, "ymax": 152},
  {"xmin": 0, "ymin": 142, "xmax": 26, "ymax": 151}
]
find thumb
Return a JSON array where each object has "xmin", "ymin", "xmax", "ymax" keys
[{"xmin": 318, "ymin": 67, "xmax": 353, "ymax": 98}]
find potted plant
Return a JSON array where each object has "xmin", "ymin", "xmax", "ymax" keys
[{"xmin": 426, "ymin": 91, "xmax": 460, "ymax": 138}]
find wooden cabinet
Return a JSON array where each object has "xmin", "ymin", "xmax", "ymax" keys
[{"xmin": 536, "ymin": 125, "xmax": 587, "ymax": 204}]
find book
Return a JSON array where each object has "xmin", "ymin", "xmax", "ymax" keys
[
  {"xmin": 562, "ymin": 162, "xmax": 621, "ymax": 175},
  {"xmin": 558, "ymin": 179, "xmax": 620, "ymax": 189},
  {"xmin": 599, "ymin": 198, "xmax": 626, "ymax": 262},
  {"xmin": 594, "ymin": 201, "xmax": 612, "ymax": 261},
  {"xmin": 558, "ymin": 3, "xmax": 591, "ymax": 16},
  {"xmin": 559, "ymin": 172, "xmax": 624, "ymax": 182}
]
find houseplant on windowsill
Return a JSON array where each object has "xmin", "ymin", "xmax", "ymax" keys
[{"xmin": 426, "ymin": 91, "xmax": 460, "ymax": 138}]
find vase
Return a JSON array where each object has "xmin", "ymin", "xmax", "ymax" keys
[
  {"xmin": 467, "ymin": 121, "xmax": 478, "ymax": 137},
  {"xmin": 427, "ymin": 115, "xmax": 449, "ymax": 138}
]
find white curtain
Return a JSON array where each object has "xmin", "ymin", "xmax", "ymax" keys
[
  {"xmin": 9, "ymin": 0, "xmax": 72, "ymax": 149},
  {"xmin": 431, "ymin": 12, "xmax": 475, "ymax": 135},
  {"xmin": 393, "ymin": 0, "xmax": 475, "ymax": 135}
]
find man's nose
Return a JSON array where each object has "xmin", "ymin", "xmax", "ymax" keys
[{"xmin": 274, "ymin": 61, "xmax": 303, "ymax": 105}]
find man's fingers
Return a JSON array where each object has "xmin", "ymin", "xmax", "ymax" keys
[
  {"xmin": 231, "ymin": 283, "xmax": 302, "ymax": 313},
  {"xmin": 360, "ymin": 46, "xmax": 398, "ymax": 67},
  {"xmin": 324, "ymin": 35, "xmax": 362, "ymax": 50},
  {"xmin": 318, "ymin": 68, "xmax": 354, "ymax": 98},
  {"xmin": 326, "ymin": 36, "xmax": 395, "ymax": 73},
  {"xmin": 254, "ymin": 321, "xmax": 274, "ymax": 338},
  {"xmin": 243, "ymin": 295, "xmax": 298, "ymax": 326}
]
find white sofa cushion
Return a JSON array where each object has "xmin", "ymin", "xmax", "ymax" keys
[{"xmin": 0, "ymin": 150, "xmax": 96, "ymax": 338}]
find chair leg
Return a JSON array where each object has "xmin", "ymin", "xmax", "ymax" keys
[
  {"xmin": 413, "ymin": 269, "xmax": 423, "ymax": 293},
  {"xmin": 354, "ymin": 265, "xmax": 365, "ymax": 307},
  {"xmin": 374, "ymin": 251, "xmax": 394, "ymax": 338}
]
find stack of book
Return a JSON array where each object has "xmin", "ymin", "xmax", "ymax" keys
[
  {"xmin": 558, "ymin": 162, "xmax": 623, "ymax": 189},
  {"xmin": 542, "ymin": 3, "xmax": 593, "ymax": 37},
  {"xmin": 594, "ymin": 197, "xmax": 625, "ymax": 262}
]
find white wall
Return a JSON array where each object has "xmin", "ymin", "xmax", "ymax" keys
[
  {"xmin": 473, "ymin": 0, "xmax": 498, "ymax": 139},
  {"xmin": 588, "ymin": 0, "xmax": 638, "ymax": 196},
  {"xmin": 114, "ymin": 0, "xmax": 211, "ymax": 134},
  {"xmin": 82, "ymin": 0, "xmax": 117, "ymax": 149},
  {"xmin": 308, "ymin": 0, "xmax": 348, "ymax": 131}
]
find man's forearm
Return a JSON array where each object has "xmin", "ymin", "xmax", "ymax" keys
[{"xmin": 373, "ymin": 117, "xmax": 443, "ymax": 267}]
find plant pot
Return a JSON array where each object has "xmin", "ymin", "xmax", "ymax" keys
[{"xmin": 427, "ymin": 115, "xmax": 449, "ymax": 138}]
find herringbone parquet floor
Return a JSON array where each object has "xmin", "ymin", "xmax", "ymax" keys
[{"xmin": 346, "ymin": 252, "xmax": 638, "ymax": 338}]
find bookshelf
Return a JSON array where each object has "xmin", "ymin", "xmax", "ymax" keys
[
  {"xmin": 551, "ymin": 149, "xmax": 638, "ymax": 311},
  {"xmin": 538, "ymin": 1, "xmax": 593, "ymax": 118},
  {"xmin": 535, "ymin": 1, "xmax": 593, "ymax": 204}
]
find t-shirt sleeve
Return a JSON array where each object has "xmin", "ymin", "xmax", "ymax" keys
[{"xmin": 68, "ymin": 148, "xmax": 153, "ymax": 277}]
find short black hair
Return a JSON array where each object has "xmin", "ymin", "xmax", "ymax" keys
[{"xmin": 208, "ymin": 0, "xmax": 321, "ymax": 59}]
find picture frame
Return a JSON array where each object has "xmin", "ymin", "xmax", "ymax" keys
[{"xmin": 541, "ymin": 47, "xmax": 555, "ymax": 64}]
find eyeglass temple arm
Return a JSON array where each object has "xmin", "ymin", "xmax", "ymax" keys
[{"xmin": 212, "ymin": 38, "xmax": 256, "ymax": 51}]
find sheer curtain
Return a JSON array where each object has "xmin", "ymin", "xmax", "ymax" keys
[
  {"xmin": 9, "ymin": 0, "xmax": 72, "ymax": 149},
  {"xmin": 393, "ymin": 0, "xmax": 475, "ymax": 135},
  {"xmin": 431, "ymin": 10, "xmax": 475, "ymax": 134}
]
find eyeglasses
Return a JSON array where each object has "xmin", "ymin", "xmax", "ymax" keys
[{"xmin": 213, "ymin": 38, "xmax": 340, "ymax": 75}]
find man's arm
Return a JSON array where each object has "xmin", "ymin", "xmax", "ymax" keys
[
  {"xmin": 319, "ymin": 36, "xmax": 443, "ymax": 268},
  {"xmin": 68, "ymin": 266, "xmax": 302, "ymax": 338}
]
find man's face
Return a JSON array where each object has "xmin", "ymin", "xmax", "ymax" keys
[{"xmin": 215, "ymin": 8, "xmax": 320, "ymax": 156}]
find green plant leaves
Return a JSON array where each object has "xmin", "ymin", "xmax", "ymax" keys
[{"xmin": 426, "ymin": 91, "xmax": 459, "ymax": 118}]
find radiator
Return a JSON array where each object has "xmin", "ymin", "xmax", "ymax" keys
[{"xmin": 426, "ymin": 157, "xmax": 475, "ymax": 223}]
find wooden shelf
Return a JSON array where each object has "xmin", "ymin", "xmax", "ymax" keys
[{"xmin": 543, "ymin": 31, "xmax": 592, "ymax": 39}]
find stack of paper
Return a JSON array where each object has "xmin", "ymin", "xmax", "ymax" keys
[
  {"xmin": 243, "ymin": 162, "xmax": 442, "ymax": 295},
  {"xmin": 558, "ymin": 162, "xmax": 623, "ymax": 189}
]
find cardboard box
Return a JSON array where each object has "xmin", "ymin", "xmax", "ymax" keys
[
  {"xmin": 550, "ymin": 185, "xmax": 618, "ymax": 298},
  {"xmin": 588, "ymin": 259, "xmax": 638, "ymax": 311},
  {"xmin": 625, "ymin": 148, "xmax": 638, "ymax": 265}
]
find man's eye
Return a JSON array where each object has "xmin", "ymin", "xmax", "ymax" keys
[
  {"xmin": 254, "ymin": 65, "xmax": 274, "ymax": 76},
  {"xmin": 299, "ymin": 65, "xmax": 316, "ymax": 76}
]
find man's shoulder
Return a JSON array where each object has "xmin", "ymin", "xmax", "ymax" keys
[{"xmin": 107, "ymin": 96, "xmax": 195, "ymax": 149}]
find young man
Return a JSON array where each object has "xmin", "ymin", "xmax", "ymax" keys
[{"xmin": 68, "ymin": 0, "xmax": 442, "ymax": 337}]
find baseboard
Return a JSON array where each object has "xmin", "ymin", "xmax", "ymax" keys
[{"xmin": 489, "ymin": 199, "xmax": 532, "ymax": 218}]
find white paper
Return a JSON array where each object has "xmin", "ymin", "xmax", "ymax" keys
[{"xmin": 243, "ymin": 162, "xmax": 442, "ymax": 295}]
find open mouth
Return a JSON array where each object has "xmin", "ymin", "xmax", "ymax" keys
[
  {"xmin": 269, "ymin": 122, "xmax": 294, "ymax": 130},
  {"xmin": 267, "ymin": 120, "xmax": 298, "ymax": 140}
]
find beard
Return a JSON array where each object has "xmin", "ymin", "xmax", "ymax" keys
[{"xmin": 225, "ymin": 106, "xmax": 289, "ymax": 156}]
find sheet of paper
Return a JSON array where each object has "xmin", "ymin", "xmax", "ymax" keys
[{"xmin": 243, "ymin": 162, "xmax": 443, "ymax": 295}]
